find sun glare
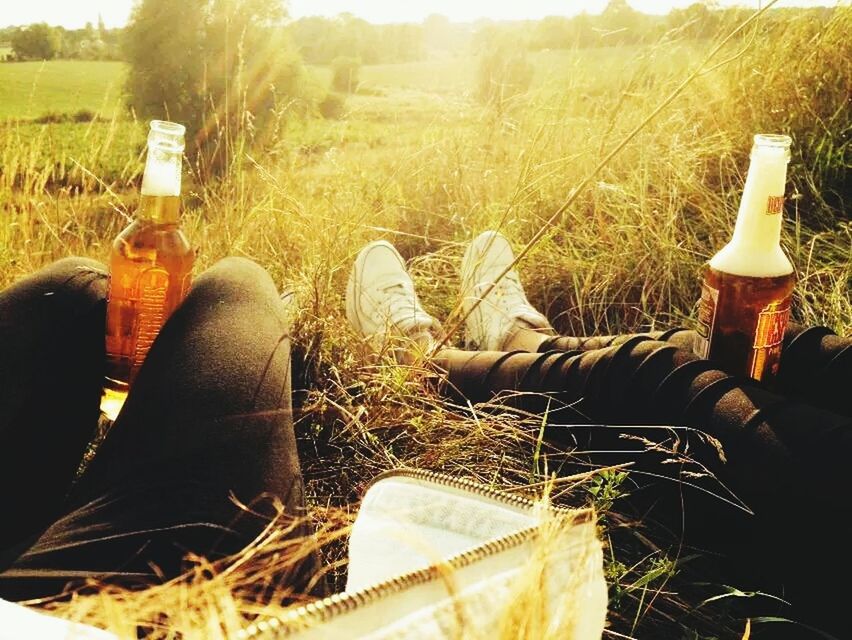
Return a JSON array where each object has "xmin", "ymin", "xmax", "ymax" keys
[{"xmin": 0, "ymin": 0, "xmax": 838, "ymax": 29}]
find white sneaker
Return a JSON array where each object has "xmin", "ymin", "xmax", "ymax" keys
[
  {"xmin": 346, "ymin": 240, "xmax": 441, "ymax": 347},
  {"xmin": 460, "ymin": 231, "xmax": 552, "ymax": 350}
]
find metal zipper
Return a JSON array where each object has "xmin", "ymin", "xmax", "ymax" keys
[
  {"xmin": 365, "ymin": 468, "xmax": 587, "ymax": 515},
  {"xmin": 235, "ymin": 468, "xmax": 592, "ymax": 640}
]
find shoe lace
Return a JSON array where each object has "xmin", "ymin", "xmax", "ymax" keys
[
  {"xmin": 378, "ymin": 280, "xmax": 431, "ymax": 333},
  {"xmin": 480, "ymin": 272, "xmax": 535, "ymax": 318}
]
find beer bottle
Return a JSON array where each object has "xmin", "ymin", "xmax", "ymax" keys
[
  {"xmin": 103, "ymin": 121, "xmax": 194, "ymax": 414},
  {"xmin": 694, "ymin": 134, "xmax": 795, "ymax": 383}
]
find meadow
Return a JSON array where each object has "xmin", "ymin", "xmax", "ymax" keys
[
  {"xmin": 0, "ymin": 7, "xmax": 850, "ymax": 639},
  {"xmin": 0, "ymin": 59, "xmax": 126, "ymax": 119}
]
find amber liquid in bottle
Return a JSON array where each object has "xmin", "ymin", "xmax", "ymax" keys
[
  {"xmin": 104, "ymin": 195, "xmax": 194, "ymax": 392},
  {"xmin": 696, "ymin": 267, "xmax": 795, "ymax": 381}
]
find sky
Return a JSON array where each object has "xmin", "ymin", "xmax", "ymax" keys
[{"xmin": 0, "ymin": 0, "xmax": 840, "ymax": 29}]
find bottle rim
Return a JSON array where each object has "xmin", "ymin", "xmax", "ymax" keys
[
  {"xmin": 753, "ymin": 133, "xmax": 792, "ymax": 148},
  {"xmin": 150, "ymin": 120, "xmax": 186, "ymax": 137}
]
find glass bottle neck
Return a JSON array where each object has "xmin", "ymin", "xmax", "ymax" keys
[
  {"xmin": 730, "ymin": 151, "xmax": 788, "ymax": 252},
  {"xmin": 138, "ymin": 142, "xmax": 183, "ymax": 225},
  {"xmin": 138, "ymin": 194, "xmax": 181, "ymax": 224}
]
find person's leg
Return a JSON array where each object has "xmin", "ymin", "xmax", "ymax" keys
[
  {"xmin": 433, "ymin": 340, "xmax": 852, "ymax": 635},
  {"xmin": 459, "ymin": 231, "xmax": 553, "ymax": 352},
  {"xmin": 345, "ymin": 232, "xmax": 850, "ymax": 634},
  {"xmin": 0, "ymin": 258, "xmax": 107, "ymax": 553},
  {"xmin": 0, "ymin": 258, "xmax": 316, "ymax": 601},
  {"xmin": 539, "ymin": 324, "xmax": 852, "ymax": 417},
  {"xmin": 345, "ymin": 240, "xmax": 442, "ymax": 361},
  {"xmin": 456, "ymin": 228, "xmax": 851, "ymax": 417},
  {"xmin": 776, "ymin": 323, "xmax": 851, "ymax": 415},
  {"xmin": 456, "ymin": 226, "xmax": 851, "ymax": 419},
  {"xmin": 345, "ymin": 237, "xmax": 759, "ymax": 607},
  {"xmin": 447, "ymin": 232, "xmax": 851, "ymax": 635}
]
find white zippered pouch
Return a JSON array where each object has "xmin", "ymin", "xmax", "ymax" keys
[
  {"xmin": 0, "ymin": 597, "xmax": 115, "ymax": 640},
  {"xmin": 240, "ymin": 470, "xmax": 607, "ymax": 640},
  {"xmin": 1, "ymin": 470, "xmax": 607, "ymax": 640}
]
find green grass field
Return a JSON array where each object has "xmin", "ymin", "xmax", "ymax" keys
[
  {"xmin": 0, "ymin": 60, "xmax": 126, "ymax": 120},
  {"xmin": 311, "ymin": 45, "xmax": 697, "ymax": 96},
  {"xmin": 1, "ymin": 9, "xmax": 850, "ymax": 639}
]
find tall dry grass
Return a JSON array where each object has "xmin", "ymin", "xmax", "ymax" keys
[{"xmin": 1, "ymin": 5, "xmax": 849, "ymax": 639}]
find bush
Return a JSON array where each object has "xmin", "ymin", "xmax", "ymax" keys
[
  {"xmin": 72, "ymin": 109, "xmax": 97, "ymax": 123},
  {"xmin": 31, "ymin": 110, "xmax": 96, "ymax": 124},
  {"xmin": 33, "ymin": 112, "xmax": 67, "ymax": 124},
  {"xmin": 331, "ymin": 56, "xmax": 361, "ymax": 93},
  {"xmin": 318, "ymin": 92, "xmax": 346, "ymax": 119}
]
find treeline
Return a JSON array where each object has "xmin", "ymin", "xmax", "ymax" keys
[
  {"xmin": 523, "ymin": 3, "xmax": 837, "ymax": 49},
  {"xmin": 1, "ymin": 3, "xmax": 841, "ymax": 66},
  {"xmin": 286, "ymin": 14, "xmax": 424, "ymax": 64},
  {"xmin": 285, "ymin": 3, "xmax": 840, "ymax": 64},
  {"xmin": 0, "ymin": 20, "xmax": 122, "ymax": 62}
]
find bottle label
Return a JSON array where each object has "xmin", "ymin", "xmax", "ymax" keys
[
  {"xmin": 766, "ymin": 195, "xmax": 784, "ymax": 215},
  {"xmin": 694, "ymin": 281, "xmax": 719, "ymax": 359},
  {"xmin": 750, "ymin": 299, "xmax": 791, "ymax": 380},
  {"xmin": 131, "ymin": 267, "xmax": 170, "ymax": 372}
]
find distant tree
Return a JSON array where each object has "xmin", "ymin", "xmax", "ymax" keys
[
  {"xmin": 124, "ymin": 0, "xmax": 308, "ymax": 169},
  {"xmin": 667, "ymin": 3, "xmax": 722, "ymax": 39},
  {"xmin": 287, "ymin": 15, "xmax": 425, "ymax": 65},
  {"xmin": 600, "ymin": 0, "xmax": 650, "ymax": 44},
  {"xmin": 532, "ymin": 16, "xmax": 569, "ymax": 50},
  {"xmin": 287, "ymin": 16, "xmax": 331, "ymax": 64},
  {"xmin": 11, "ymin": 23, "xmax": 61, "ymax": 60},
  {"xmin": 571, "ymin": 13, "xmax": 599, "ymax": 47},
  {"xmin": 124, "ymin": 0, "xmax": 206, "ymax": 128},
  {"xmin": 385, "ymin": 24, "xmax": 423, "ymax": 62},
  {"xmin": 423, "ymin": 14, "xmax": 451, "ymax": 49}
]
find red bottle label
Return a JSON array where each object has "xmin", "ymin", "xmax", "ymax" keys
[
  {"xmin": 750, "ymin": 299, "xmax": 791, "ymax": 379},
  {"xmin": 766, "ymin": 195, "xmax": 784, "ymax": 215}
]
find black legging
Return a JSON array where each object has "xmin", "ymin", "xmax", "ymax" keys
[
  {"xmin": 435, "ymin": 325, "xmax": 851, "ymax": 636},
  {"xmin": 0, "ymin": 257, "xmax": 311, "ymax": 601},
  {"xmin": 540, "ymin": 324, "xmax": 851, "ymax": 416}
]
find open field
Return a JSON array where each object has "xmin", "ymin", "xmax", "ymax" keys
[
  {"xmin": 0, "ymin": 60, "xmax": 126, "ymax": 120},
  {"xmin": 1, "ymin": 8, "xmax": 851, "ymax": 639},
  {"xmin": 308, "ymin": 45, "xmax": 697, "ymax": 95},
  {"xmin": 0, "ymin": 119, "xmax": 143, "ymax": 194}
]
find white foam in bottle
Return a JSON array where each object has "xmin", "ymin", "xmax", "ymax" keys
[
  {"xmin": 709, "ymin": 134, "xmax": 793, "ymax": 278},
  {"xmin": 140, "ymin": 120, "xmax": 185, "ymax": 197}
]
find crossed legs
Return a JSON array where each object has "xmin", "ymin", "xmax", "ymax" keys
[
  {"xmin": 0, "ymin": 258, "xmax": 312, "ymax": 600},
  {"xmin": 345, "ymin": 231, "xmax": 852, "ymax": 635}
]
